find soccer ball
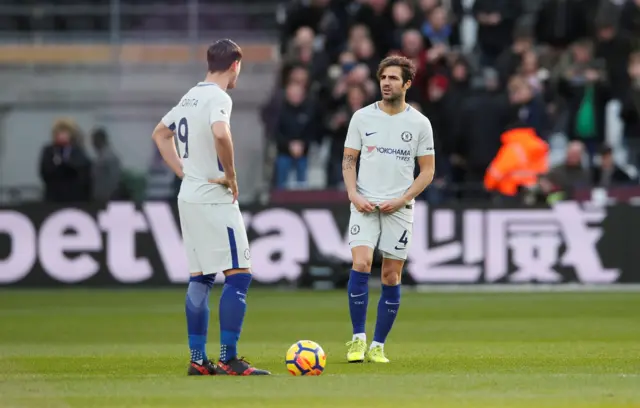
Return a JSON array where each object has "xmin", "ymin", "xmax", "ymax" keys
[{"xmin": 285, "ymin": 340, "xmax": 326, "ymax": 376}]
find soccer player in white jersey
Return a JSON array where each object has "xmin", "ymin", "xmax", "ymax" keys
[
  {"xmin": 151, "ymin": 39, "xmax": 269, "ymax": 376},
  {"xmin": 343, "ymin": 55, "xmax": 435, "ymax": 363}
]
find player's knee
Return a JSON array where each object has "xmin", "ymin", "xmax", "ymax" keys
[
  {"xmin": 380, "ymin": 268, "xmax": 402, "ymax": 285},
  {"xmin": 352, "ymin": 259, "xmax": 372, "ymax": 273},
  {"xmin": 224, "ymin": 268, "xmax": 251, "ymax": 277}
]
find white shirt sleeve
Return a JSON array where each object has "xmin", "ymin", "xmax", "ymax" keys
[
  {"xmin": 417, "ymin": 118, "xmax": 435, "ymax": 156},
  {"xmin": 344, "ymin": 112, "xmax": 362, "ymax": 150},
  {"xmin": 161, "ymin": 107, "xmax": 177, "ymax": 130},
  {"xmin": 209, "ymin": 95, "xmax": 232, "ymax": 126}
]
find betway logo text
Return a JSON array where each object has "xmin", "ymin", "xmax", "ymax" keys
[{"xmin": 0, "ymin": 201, "xmax": 620, "ymax": 285}]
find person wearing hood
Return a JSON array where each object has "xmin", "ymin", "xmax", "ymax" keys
[{"xmin": 484, "ymin": 123, "xmax": 549, "ymax": 198}]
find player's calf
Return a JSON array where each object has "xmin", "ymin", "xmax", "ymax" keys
[
  {"xmin": 347, "ymin": 246, "xmax": 374, "ymax": 363},
  {"xmin": 369, "ymin": 257, "xmax": 403, "ymax": 361}
]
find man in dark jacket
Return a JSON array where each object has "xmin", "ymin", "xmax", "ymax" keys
[
  {"xmin": 534, "ymin": 0, "xmax": 591, "ymax": 49},
  {"xmin": 592, "ymin": 145, "xmax": 636, "ymax": 187},
  {"xmin": 274, "ymin": 82, "xmax": 318, "ymax": 189},
  {"xmin": 594, "ymin": 11, "xmax": 633, "ymax": 99},
  {"xmin": 620, "ymin": 51, "xmax": 640, "ymax": 165},
  {"xmin": 39, "ymin": 118, "xmax": 92, "ymax": 203},
  {"xmin": 473, "ymin": 0, "xmax": 523, "ymax": 66},
  {"xmin": 91, "ymin": 128, "xmax": 122, "ymax": 202}
]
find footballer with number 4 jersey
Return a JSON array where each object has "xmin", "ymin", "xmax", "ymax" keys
[
  {"xmin": 342, "ymin": 55, "xmax": 435, "ymax": 364},
  {"xmin": 151, "ymin": 39, "xmax": 269, "ymax": 377}
]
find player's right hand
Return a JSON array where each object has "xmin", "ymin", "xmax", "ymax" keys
[
  {"xmin": 208, "ymin": 177, "xmax": 239, "ymax": 203},
  {"xmin": 349, "ymin": 192, "xmax": 375, "ymax": 213}
]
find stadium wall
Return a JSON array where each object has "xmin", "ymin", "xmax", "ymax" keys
[
  {"xmin": 0, "ymin": 63, "xmax": 275, "ymax": 202},
  {"xmin": 1, "ymin": 201, "xmax": 639, "ymax": 287}
]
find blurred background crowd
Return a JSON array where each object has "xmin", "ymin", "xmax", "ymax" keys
[
  {"xmin": 261, "ymin": 0, "xmax": 640, "ymax": 204},
  {"xmin": 1, "ymin": 0, "xmax": 640, "ymax": 206}
]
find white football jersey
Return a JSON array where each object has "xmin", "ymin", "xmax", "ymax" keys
[
  {"xmin": 161, "ymin": 82, "xmax": 233, "ymax": 204},
  {"xmin": 344, "ymin": 102, "xmax": 435, "ymax": 204}
]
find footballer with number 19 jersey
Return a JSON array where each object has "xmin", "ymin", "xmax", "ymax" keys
[{"xmin": 152, "ymin": 39, "xmax": 269, "ymax": 377}]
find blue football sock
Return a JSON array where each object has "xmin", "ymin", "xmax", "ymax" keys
[
  {"xmin": 186, "ymin": 274, "xmax": 215, "ymax": 363},
  {"xmin": 219, "ymin": 273, "xmax": 252, "ymax": 362},
  {"xmin": 347, "ymin": 270, "xmax": 370, "ymax": 335},
  {"xmin": 373, "ymin": 284, "xmax": 401, "ymax": 344}
]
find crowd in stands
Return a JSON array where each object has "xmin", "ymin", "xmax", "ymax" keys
[{"xmin": 262, "ymin": 0, "xmax": 640, "ymax": 204}]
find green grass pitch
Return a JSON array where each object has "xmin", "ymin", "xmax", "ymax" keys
[{"xmin": 0, "ymin": 288, "xmax": 639, "ymax": 408}]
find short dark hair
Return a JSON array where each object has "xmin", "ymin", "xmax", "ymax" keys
[
  {"xmin": 92, "ymin": 127, "xmax": 108, "ymax": 145},
  {"xmin": 207, "ymin": 39, "xmax": 243, "ymax": 73},
  {"xmin": 376, "ymin": 55, "xmax": 416, "ymax": 84},
  {"xmin": 600, "ymin": 144, "xmax": 613, "ymax": 156}
]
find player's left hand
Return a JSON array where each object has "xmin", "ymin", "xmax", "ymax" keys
[
  {"xmin": 208, "ymin": 177, "xmax": 239, "ymax": 203},
  {"xmin": 378, "ymin": 198, "xmax": 406, "ymax": 214}
]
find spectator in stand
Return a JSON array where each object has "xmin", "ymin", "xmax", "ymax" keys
[
  {"xmin": 441, "ymin": 56, "xmax": 472, "ymax": 187},
  {"xmin": 394, "ymin": 29, "xmax": 428, "ymax": 102},
  {"xmin": 420, "ymin": 5, "xmax": 455, "ymax": 49},
  {"xmin": 540, "ymin": 141, "xmax": 591, "ymax": 201},
  {"xmin": 557, "ymin": 39, "xmax": 611, "ymax": 163},
  {"xmin": 326, "ymin": 84, "xmax": 369, "ymax": 188},
  {"xmin": 351, "ymin": 0, "xmax": 395, "ymax": 58},
  {"xmin": 278, "ymin": 0, "xmax": 331, "ymax": 55},
  {"xmin": 453, "ymin": 67, "xmax": 509, "ymax": 188},
  {"xmin": 391, "ymin": 0, "xmax": 420, "ymax": 50},
  {"xmin": 283, "ymin": 26, "xmax": 329, "ymax": 83},
  {"xmin": 519, "ymin": 50, "xmax": 550, "ymax": 100},
  {"xmin": 274, "ymin": 82, "xmax": 318, "ymax": 189},
  {"xmin": 496, "ymin": 24, "xmax": 536, "ymax": 89},
  {"xmin": 620, "ymin": 0, "xmax": 640, "ymax": 42},
  {"xmin": 592, "ymin": 145, "xmax": 636, "ymax": 186},
  {"xmin": 352, "ymin": 35, "xmax": 380, "ymax": 81},
  {"xmin": 39, "ymin": 118, "xmax": 92, "ymax": 203},
  {"xmin": 620, "ymin": 51, "xmax": 640, "ymax": 165},
  {"xmin": 473, "ymin": 0, "xmax": 523, "ymax": 67},
  {"xmin": 508, "ymin": 75, "xmax": 549, "ymax": 140},
  {"xmin": 594, "ymin": 9, "xmax": 633, "ymax": 99},
  {"xmin": 535, "ymin": 0, "xmax": 591, "ymax": 51},
  {"xmin": 91, "ymin": 127, "xmax": 122, "ymax": 203},
  {"xmin": 264, "ymin": 64, "xmax": 312, "ymax": 134}
]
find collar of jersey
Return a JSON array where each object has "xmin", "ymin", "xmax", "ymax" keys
[
  {"xmin": 375, "ymin": 102, "xmax": 411, "ymax": 116},
  {"xmin": 196, "ymin": 82, "xmax": 220, "ymax": 88}
]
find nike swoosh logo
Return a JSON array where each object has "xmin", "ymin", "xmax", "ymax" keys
[
  {"xmin": 350, "ymin": 293, "xmax": 366, "ymax": 298},
  {"xmin": 365, "ymin": 132, "xmax": 376, "ymax": 136},
  {"xmin": 394, "ymin": 246, "xmax": 406, "ymax": 250},
  {"xmin": 385, "ymin": 301, "xmax": 400, "ymax": 305},
  {"xmin": 236, "ymin": 291, "xmax": 246, "ymax": 296}
]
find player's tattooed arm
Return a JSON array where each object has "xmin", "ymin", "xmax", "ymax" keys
[
  {"xmin": 342, "ymin": 154, "xmax": 356, "ymax": 171},
  {"xmin": 342, "ymin": 147, "xmax": 374, "ymax": 212},
  {"xmin": 152, "ymin": 121, "xmax": 184, "ymax": 179},
  {"xmin": 342, "ymin": 149, "xmax": 360, "ymax": 197}
]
